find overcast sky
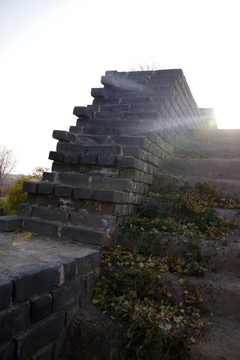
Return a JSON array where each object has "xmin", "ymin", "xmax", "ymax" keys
[{"xmin": 1, "ymin": 0, "xmax": 240, "ymax": 174}]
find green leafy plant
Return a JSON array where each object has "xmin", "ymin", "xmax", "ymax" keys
[{"xmin": 4, "ymin": 167, "xmax": 48, "ymax": 215}]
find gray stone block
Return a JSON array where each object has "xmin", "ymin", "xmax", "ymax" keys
[
  {"xmin": 31, "ymin": 293, "xmax": 53, "ymax": 324},
  {"xmin": 52, "ymin": 130, "xmax": 76, "ymax": 142},
  {"xmin": 0, "ymin": 279, "xmax": 12, "ymax": 312},
  {"xmin": 57, "ymin": 143, "xmax": 88, "ymax": 154},
  {"xmin": 58, "ymin": 173, "xmax": 89, "ymax": 187},
  {"xmin": 31, "ymin": 346, "xmax": 54, "ymax": 360},
  {"xmin": 0, "ymin": 215, "xmax": 23, "ymax": 231},
  {"xmin": 54, "ymin": 185, "xmax": 73, "ymax": 198},
  {"xmin": 18, "ymin": 203, "xmax": 32, "ymax": 216},
  {"xmin": 73, "ymin": 106, "xmax": 92, "ymax": 119},
  {"xmin": 81, "ymin": 154, "xmax": 98, "ymax": 165},
  {"xmin": 91, "ymin": 87, "xmax": 109, "ymax": 98},
  {"xmin": 0, "ymin": 341, "xmax": 16, "ymax": 360},
  {"xmin": 53, "ymin": 334, "xmax": 66, "ymax": 359},
  {"xmin": 0, "ymin": 304, "xmax": 30, "ymax": 346},
  {"xmin": 52, "ymin": 279, "xmax": 84, "ymax": 312},
  {"xmin": 23, "ymin": 218, "xmax": 59, "ymax": 238},
  {"xmin": 38, "ymin": 182, "xmax": 55, "ymax": 195},
  {"xmin": 61, "ymin": 225, "xmax": 105, "ymax": 245},
  {"xmin": 77, "ymin": 251, "xmax": 100, "ymax": 274},
  {"xmin": 23, "ymin": 181, "xmax": 38, "ymax": 193},
  {"xmin": 65, "ymin": 302, "xmax": 79, "ymax": 327},
  {"xmin": 98, "ymin": 155, "xmax": 117, "ymax": 166},
  {"xmin": 61, "ymin": 258, "xmax": 77, "ymax": 281},
  {"xmin": 12, "ymin": 263, "xmax": 60, "ymax": 304},
  {"xmin": 48, "ymin": 151, "xmax": 65, "ymax": 162},
  {"xmin": 17, "ymin": 312, "xmax": 65, "ymax": 360},
  {"xmin": 83, "ymin": 127, "xmax": 114, "ymax": 136},
  {"xmin": 87, "ymin": 145, "xmax": 121, "ymax": 155},
  {"xmin": 73, "ymin": 187, "xmax": 95, "ymax": 200},
  {"xmin": 42, "ymin": 172, "xmax": 55, "ymax": 182},
  {"xmin": 95, "ymin": 189, "xmax": 129, "ymax": 203},
  {"xmin": 32, "ymin": 205, "xmax": 69, "ymax": 223},
  {"xmin": 64, "ymin": 153, "xmax": 80, "ymax": 164}
]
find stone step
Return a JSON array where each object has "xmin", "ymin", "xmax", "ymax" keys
[
  {"xmin": 188, "ymin": 272, "xmax": 240, "ymax": 318},
  {"xmin": 43, "ymin": 172, "xmax": 146, "ymax": 193},
  {"xmin": 187, "ymin": 128, "xmax": 240, "ymax": 143},
  {"xmin": 93, "ymin": 111, "xmax": 159, "ymax": 121},
  {"xmin": 176, "ymin": 143, "xmax": 240, "ymax": 159},
  {"xmin": 189, "ymin": 315, "xmax": 240, "ymax": 360},
  {"xmin": 22, "ymin": 218, "xmax": 106, "ymax": 246},
  {"xmin": 23, "ymin": 181, "xmax": 141, "ymax": 204},
  {"xmin": 23, "ymin": 193, "xmax": 137, "ymax": 217},
  {"xmin": 69, "ymin": 135, "xmax": 148, "ymax": 148},
  {"xmin": 164, "ymin": 158, "xmax": 240, "ymax": 181},
  {"xmin": 56, "ymin": 142, "xmax": 150, "ymax": 156},
  {"xmin": 49, "ymin": 149, "xmax": 154, "ymax": 170},
  {"xmin": 19, "ymin": 204, "xmax": 116, "ymax": 231},
  {"xmin": 155, "ymin": 173, "xmax": 240, "ymax": 200}
]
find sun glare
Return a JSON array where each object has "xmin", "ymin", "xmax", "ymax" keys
[{"xmin": 215, "ymin": 106, "xmax": 240, "ymax": 129}]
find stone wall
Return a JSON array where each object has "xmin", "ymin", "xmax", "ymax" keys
[
  {"xmin": 0, "ymin": 249, "xmax": 100, "ymax": 360},
  {"xmin": 9, "ymin": 69, "xmax": 209, "ymax": 246}
]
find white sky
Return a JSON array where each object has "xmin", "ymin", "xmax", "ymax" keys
[{"xmin": 1, "ymin": 0, "xmax": 240, "ymax": 174}]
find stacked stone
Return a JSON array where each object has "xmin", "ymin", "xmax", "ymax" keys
[{"xmin": 18, "ymin": 70, "xmax": 205, "ymax": 246}]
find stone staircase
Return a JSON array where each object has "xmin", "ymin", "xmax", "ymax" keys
[
  {"xmin": 0, "ymin": 69, "xmax": 207, "ymax": 246},
  {"xmin": 155, "ymin": 128, "xmax": 240, "ymax": 359},
  {"xmin": 158, "ymin": 128, "xmax": 240, "ymax": 200}
]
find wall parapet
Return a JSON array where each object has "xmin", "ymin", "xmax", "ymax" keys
[{"xmin": 0, "ymin": 239, "xmax": 100, "ymax": 360}]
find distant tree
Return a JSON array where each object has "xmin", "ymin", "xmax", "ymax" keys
[{"xmin": 0, "ymin": 146, "xmax": 16, "ymax": 196}]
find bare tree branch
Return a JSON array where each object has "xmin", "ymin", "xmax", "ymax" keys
[{"xmin": 0, "ymin": 146, "xmax": 17, "ymax": 191}]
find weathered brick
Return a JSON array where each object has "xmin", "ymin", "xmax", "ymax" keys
[
  {"xmin": 0, "ymin": 279, "xmax": 12, "ymax": 312},
  {"xmin": 91, "ymin": 87, "xmax": 109, "ymax": 98},
  {"xmin": 31, "ymin": 293, "xmax": 53, "ymax": 324},
  {"xmin": 53, "ymin": 334, "xmax": 66, "ymax": 359},
  {"xmin": 77, "ymin": 251, "xmax": 100, "ymax": 274},
  {"xmin": 61, "ymin": 258, "xmax": 77, "ymax": 281},
  {"xmin": 52, "ymin": 130, "xmax": 76, "ymax": 142},
  {"xmin": 81, "ymin": 154, "xmax": 98, "ymax": 165},
  {"xmin": 0, "ymin": 304, "xmax": 30, "ymax": 346},
  {"xmin": 12, "ymin": 263, "xmax": 60, "ymax": 304},
  {"xmin": 18, "ymin": 203, "xmax": 32, "ymax": 216},
  {"xmin": 73, "ymin": 106, "xmax": 92, "ymax": 119},
  {"xmin": 65, "ymin": 302, "xmax": 79, "ymax": 327},
  {"xmin": 98, "ymin": 155, "xmax": 117, "ymax": 166},
  {"xmin": 73, "ymin": 187, "xmax": 95, "ymax": 200},
  {"xmin": 48, "ymin": 151, "xmax": 65, "ymax": 162},
  {"xmin": 32, "ymin": 205, "xmax": 69, "ymax": 222},
  {"xmin": 95, "ymin": 189, "xmax": 129, "ymax": 203},
  {"xmin": 17, "ymin": 312, "xmax": 65, "ymax": 360},
  {"xmin": 57, "ymin": 143, "xmax": 87, "ymax": 154},
  {"xmin": 83, "ymin": 127, "xmax": 114, "ymax": 136},
  {"xmin": 23, "ymin": 181, "xmax": 38, "ymax": 193},
  {"xmin": 42, "ymin": 172, "xmax": 56, "ymax": 182},
  {"xmin": 52, "ymin": 279, "xmax": 84, "ymax": 313},
  {"xmin": 38, "ymin": 182, "xmax": 55, "ymax": 195},
  {"xmin": 23, "ymin": 218, "xmax": 59, "ymax": 238},
  {"xmin": 87, "ymin": 145, "xmax": 121, "ymax": 155},
  {"xmin": 54, "ymin": 185, "xmax": 73, "ymax": 198},
  {"xmin": 64, "ymin": 153, "xmax": 80, "ymax": 164},
  {"xmin": 31, "ymin": 346, "xmax": 54, "ymax": 360},
  {"xmin": 58, "ymin": 173, "xmax": 89, "ymax": 187},
  {"xmin": 61, "ymin": 225, "xmax": 105, "ymax": 245},
  {"xmin": 0, "ymin": 215, "xmax": 23, "ymax": 231},
  {"xmin": 0, "ymin": 341, "xmax": 16, "ymax": 360}
]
